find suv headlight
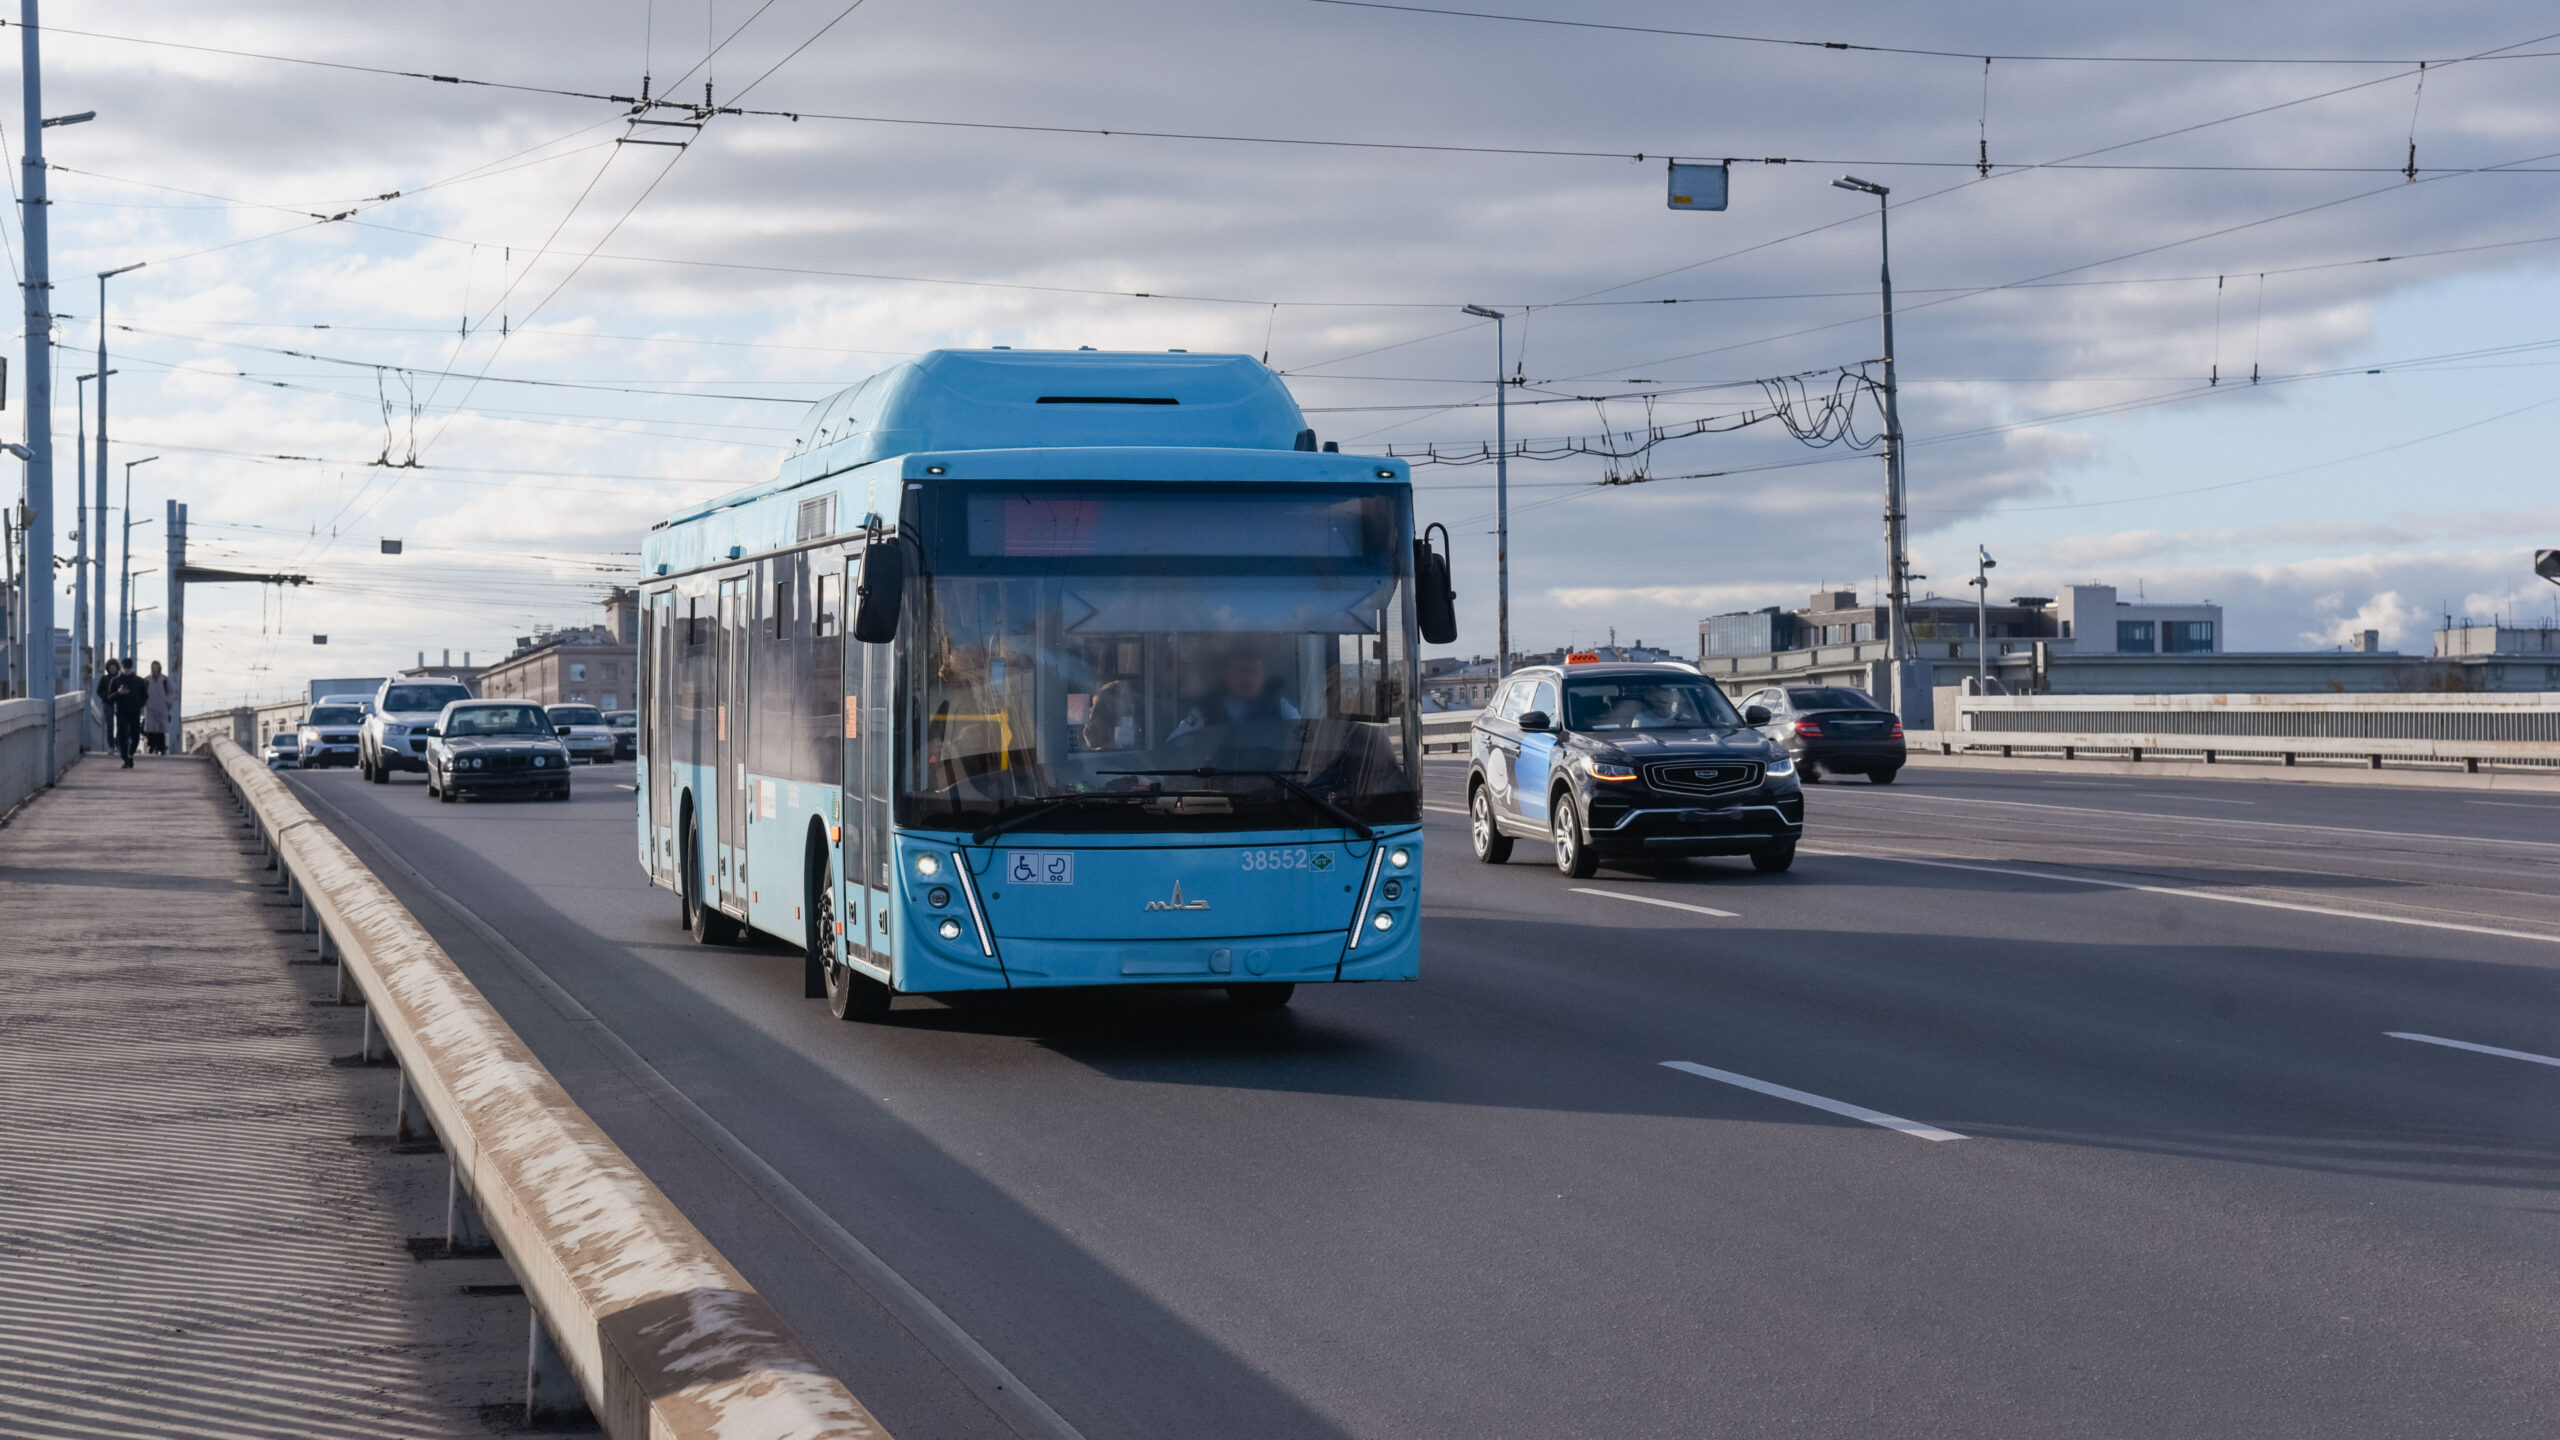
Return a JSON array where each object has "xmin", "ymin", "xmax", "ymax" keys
[
  {"xmin": 1583, "ymin": 758, "xmax": 1639, "ymax": 782},
  {"xmin": 1766, "ymin": 753, "xmax": 1796, "ymax": 777}
]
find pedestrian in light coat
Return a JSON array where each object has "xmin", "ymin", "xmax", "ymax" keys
[{"xmin": 142, "ymin": 661, "xmax": 172, "ymax": 755}]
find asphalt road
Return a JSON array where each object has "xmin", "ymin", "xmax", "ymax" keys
[{"xmin": 284, "ymin": 756, "xmax": 2560, "ymax": 1440}]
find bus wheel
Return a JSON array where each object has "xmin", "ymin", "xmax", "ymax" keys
[
  {"xmin": 820, "ymin": 871, "xmax": 892, "ymax": 1022},
  {"xmin": 1226, "ymin": 982, "xmax": 1295, "ymax": 1010},
  {"xmin": 685, "ymin": 830, "xmax": 741, "ymax": 944},
  {"xmin": 803, "ymin": 846, "xmax": 832, "ymax": 999}
]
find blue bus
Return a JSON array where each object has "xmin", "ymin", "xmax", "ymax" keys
[{"xmin": 637, "ymin": 349, "xmax": 1458, "ymax": 1018}]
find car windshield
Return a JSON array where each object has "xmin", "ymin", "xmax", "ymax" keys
[
  {"xmin": 1788, "ymin": 687, "xmax": 1879, "ymax": 711},
  {"xmin": 307, "ymin": 706, "xmax": 362, "ymax": 726},
  {"xmin": 906, "ymin": 482, "xmax": 1418, "ymax": 833},
  {"xmin": 384, "ymin": 684, "xmax": 470, "ymax": 713},
  {"xmin": 606, "ymin": 712, "xmax": 635, "ymax": 729},
  {"xmin": 269, "ymin": 734, "xmax": 298, "ymax": 747},
  {"xmin": 1562, "ymin": 676, "xmax": 1744, "ymax": 732},
  {"xmin": 443, "ymin": 705, "xmax": 553, "ymax": 737},
  {"xmin": 547, "ymin": 706, "xmax": 604, "ymax": 726}
]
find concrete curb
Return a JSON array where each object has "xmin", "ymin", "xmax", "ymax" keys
[{"xmin": 210, "ymin": 737, "xmax": 889, "ymax": 1440}]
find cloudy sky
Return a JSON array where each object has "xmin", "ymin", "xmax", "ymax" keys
[{"xmin": 15, "ymin": 0, "xmax": 2560, "ymax": 705}]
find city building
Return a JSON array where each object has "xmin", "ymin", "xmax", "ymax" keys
[
  {"xmin": 2051, "ymin": 584, "xmax": 2222, "ymax": 655},
  {"xmin": 472, "ymin": 589, "xmax": 640, "ymax": 709},
  {"xmin": 2436, "ymin": 621, "xmax": 2560, "ymax": 657},
  {"xmin": 398, "ymin": 649, "xmax": 488, "ymax": 695}
]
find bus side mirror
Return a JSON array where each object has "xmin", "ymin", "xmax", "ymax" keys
[
  {"xmin": 1415, "ymin": 524, "xmax": 1458, "ymax": 645},
  {"xmin": 852, "ymin": 534, "xmax": 905, "ymax": 644}
]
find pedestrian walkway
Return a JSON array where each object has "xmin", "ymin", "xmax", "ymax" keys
[{"xmin": 0, "ymin": 756, "xmax": 520, "ymax": 1437}]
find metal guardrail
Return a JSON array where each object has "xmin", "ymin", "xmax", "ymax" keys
[
  {"xmin": 1937, "ymin": 692, "xmax": 2560, "ymax": 771},
  {"xmin": 208, "ymin": 737, "xmax": 887, "ymax": 1438},
  {"xmin": 1420, "ymin": 710, "xmax": 1480, "ymax": 754}
]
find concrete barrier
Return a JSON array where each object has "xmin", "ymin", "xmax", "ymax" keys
[
  {"xmin": 1420, "ymin": 709, "xmax": 1480, "ymax": 754},
  {"xmin": 208, "ymin": 737, "xmax": 888, "ymax": 1439},
  {"xmin": 0, "ymin": 692, "xmax": 85, "ymax": 819}
]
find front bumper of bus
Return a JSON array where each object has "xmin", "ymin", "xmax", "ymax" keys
[{"xmin": 885, "ymin": 826, "xmax": 1424, "ymax": 992}]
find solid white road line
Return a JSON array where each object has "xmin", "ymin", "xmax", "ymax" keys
[
  {"xmin": 2386, "ymin": 1031, "xmax": 2560, "ymax": 1070},
  {"xmin": 1801, "ymin": 848, "xmax": 2560, "ymax": 947},
  {"xmin": 1571, "ymin": 887, "xmax": 1738, "ymax": 919},
  {"xmin": 1821, "ymin": 790, "xmax": 2560, "ymax": 851},
  {"xmin": 1661, "ymin": 1061, "xmax": 1967, "ymax": 1141}
]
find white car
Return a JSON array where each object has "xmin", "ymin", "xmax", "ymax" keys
[
  {"xmin": 296, "ymin": 700, "xmax": 367, "ymax": 769},
  {"xmin": 262, "ymin": 732, "xmax": 301, "ymax": 769},
  {"xmin": 544, "ymin": 703, "xmax": 620, "ymax": 765},
  {"xmin": 362, "ymin": 677, "xmax": 474, "ymax": 783}
]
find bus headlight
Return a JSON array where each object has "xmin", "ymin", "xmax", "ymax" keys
[
  {"xmin": 1372, "ymin": 911, "xmax": 1394, "ymax": 932},
  {"xmin": 938, "ymin": 918, "xmax": 963, "ymax": 940},
  {"xmin": 915, "ymin": 853, "xmax": 942, "ymax": 877},
  {"xmin": 1388, "ymin": 846, "xmax": 1410, "ymax": 869}
]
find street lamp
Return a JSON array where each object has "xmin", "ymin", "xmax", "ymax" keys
[
  {"xmin": 1969, "ymin": 546, "xmax": 1996, "ymax": 693},
  {"xmin": 95, "ymin": 262, "xmax": 142, "ymax": 683},
  {"xmin": 119, "ymin": 455, "xmax": 156, "ymax": 661},
  {"xmin": 1461, "ymin": 304, "xmax": 1510, "ymax": 675},
  {"xmin": 1833, "ymin": 175, "xmax": 1913, "ymax": 713}
]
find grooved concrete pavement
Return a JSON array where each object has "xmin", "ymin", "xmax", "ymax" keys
[{"xmin": 0, "ymin": 756, "xmax": 524, "ymax": 1437}]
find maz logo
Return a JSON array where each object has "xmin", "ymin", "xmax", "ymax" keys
[{"xmin": 1144, "ymin": 881, "xmax": 1211, "ymax": 912}]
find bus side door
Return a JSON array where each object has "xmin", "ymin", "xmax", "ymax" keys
[
  {"xmin": 716, "ymin": 573, "xmax": 752, "ymax": 915},
  {"xmin": 646, "ymin": 590, "xmax": 675, "ymax": 880}
]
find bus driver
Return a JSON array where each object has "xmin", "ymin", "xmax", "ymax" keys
[{"xmin": 1168, "ymin": 651, "xmax": 1300, "ymax": 743}]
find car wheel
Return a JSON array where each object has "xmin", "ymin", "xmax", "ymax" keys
[
  {"xmin": 1751, "ymin": 844, "xmax": 1797, "ymax": 874},
  {"xmin": 1553, "ymin": 794, "xmax": 1599, "ymax": 879},
  {"xmin": 1799, "ymin": 757, "xmax": 1824, "ymax": 783},
  {"xmin": 366, "ymin": 754, "xmax": 386, "ymax": 784},
  {"xmin": 1868, "ymin": 766, "xmax": 1899, "ymax": 785},
  {"xmin": 1469, "ymin": 782, "xmax": 1514, "ymax": 864},
  {"xmin": 1225, "ymin": 982, "xmax": 1296, "ymax": 1010},
  {"xmin": 438, "ymin": 773, "xmax": 459, "ymax": 803}
]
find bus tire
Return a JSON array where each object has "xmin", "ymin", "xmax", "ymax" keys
[
  {"xmin": 820, "ymin": 852, "xmax": 892, "ymax": 1022},
  {"xmin": 1226, "ymin": 982, "xmax": 1295, "ymax": 1010},
  {"xmin": 803, "ymin": 837, "xmax": 831, "ymax": 999}
]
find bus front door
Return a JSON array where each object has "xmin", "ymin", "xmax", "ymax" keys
[
  {"xmin": 716, "ymin": 574, "xmax": 751, "ymax": 916},
  {"xmin": 646, "ymin": 590, "xmax": 675, "ymax": 880},
  {"xmin": 844, "ymin": 555, "xmax": 895, "ymax": 973}
]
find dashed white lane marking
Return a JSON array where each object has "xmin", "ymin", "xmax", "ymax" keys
[
  {"xmin": 1422, "ymin": 803, "xmax": 1471, "ymax": 817},
  {"xmin": 1661, "ymin": 1061, "xmax": 1967, "ymax": 1142},
  {"xmin": 2135, "ymin": 792, "xmax": 2254, "ymax": 805},
  {"xmin": 615, "ymin": 783, "xmax": 638, "ymax": 791},
  {"xmin": 1571, "ymin": 887, "xmax": 1738, "ymax": 919},
  {"xmin": 1800, "ymin": 849, "xmax": 2560, "ymax": 947},
  {"xmin": 2386, "ymin": 1031, "xmax": 2560, "ymax": 1070},
  {"xmin": 2467, "ymin": 799, "xmax": 2560, "ymax": 811}
]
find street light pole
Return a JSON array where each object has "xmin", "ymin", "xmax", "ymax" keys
[
  {"xmin": 1971, "ymin": 545, "xmax": 1996, "ymax": 693},
  {"xmin": 1833, "ymin": 176, "xmax": 1912, "ymax": 711},
  {"xmin": 119, "ymin": 455, "xmax": 156, "ymax": 661},
  {"xmin": 96, "ymin": 263, "xmax": 140, "ymax": 680},
  {"xmin": 19, "ymin": 0, "xmax": 60, "ymax": 779},
  {"xmin": 1462, "ymin": 304, "xmax": 1509, "ymax": 676}
]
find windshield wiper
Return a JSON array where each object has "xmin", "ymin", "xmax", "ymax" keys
[
  {"xmin": 1101, "ymin": 768, "xmax": 1376, "ymax": 840},
  {"xmin": 969, "ymin": 792, "xmax": 1159, "ymax": 845}
]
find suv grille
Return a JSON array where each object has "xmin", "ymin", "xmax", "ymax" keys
[{"xmin": 1643, "ymin": 759, "xmax": 1762, "ymax": 796}]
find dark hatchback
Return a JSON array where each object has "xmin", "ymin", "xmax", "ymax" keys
[
  {"xmin": 1732, "ymin": 684, "xmax": 1906, "ymax": 783},
  {"xmin": 421, "ymin": 701, "xmax": 574, "ymax": 803},
  {"xmin": 1468, "ymin": 664, "xmax": 1805, "ymax": 877}
]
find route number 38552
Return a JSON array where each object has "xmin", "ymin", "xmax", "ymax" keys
[{"xmin": 1239, "ymin": 848, "xmax": 1315, "ymax": 871}]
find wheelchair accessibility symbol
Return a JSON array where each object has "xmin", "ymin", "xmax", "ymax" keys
[{"xmin": 1007, "ymin": 852, "xmax": 1074, "ymax": 885}]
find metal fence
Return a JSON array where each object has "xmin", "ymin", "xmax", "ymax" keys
[
  {"xmin": 1936, "ymin": 692, "xmax": 2560, "ymax": 770},
  {"xmin": 209, "ymin": 738, "xmax": 886, "ymax": 1438}
]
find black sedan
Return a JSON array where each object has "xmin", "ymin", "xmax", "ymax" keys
[
  {"xmin": 1732, "ymin": 685, "xmax": 1906, "ymax": 783},
  {"xmin": 421, "ymin": 701, "xmax": 573, "ymax": 803},
  {"xmin": 1468, "ymin": 663, "xmax": 1805, "ymax": 877}
]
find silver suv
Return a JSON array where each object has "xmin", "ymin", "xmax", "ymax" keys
[{"xmin": 362, "ymin": 677, "xmax": 473, "ymax": 782}]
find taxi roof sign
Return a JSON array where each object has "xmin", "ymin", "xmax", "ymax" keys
[{"xmin": 1667, "ymin": 160, "xmax": 1729, "ymax": 212}]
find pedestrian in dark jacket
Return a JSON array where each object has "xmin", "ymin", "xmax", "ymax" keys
[{"xmin": 108, "ymin": 663, "xmax": 149, "ymax": 766}]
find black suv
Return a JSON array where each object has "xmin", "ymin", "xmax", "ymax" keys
[
  {"xmin": 1732, "ymin": 684, "xmax": 1906, "ymax": 783},
  {"xmin": 1467, "ymin": 664, "xmax": 1805, "ymax": 877}
]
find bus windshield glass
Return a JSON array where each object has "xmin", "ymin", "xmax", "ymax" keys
[{"xmin": 908, "ymin": 482, "xmax": 1418, "ymax": 833}]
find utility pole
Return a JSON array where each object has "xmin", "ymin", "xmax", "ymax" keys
[
  {"xmin": 19, "ymin": 0, "xmax": 59, "ymax": 780},
  {"xmin": 1833, "ymin": 176, "xmax": 1912, "ymax": 714},
  {"xmin": 97, "ymin": 264, "xmax": 138, "ymax": 678},
  {"xmin": 1462, "ymin": 305, "xmax": 1509, "ymax": 676},
  {"xmin": 118, "ymin": 454, "xmax": 154, "ymax": 662},
  {"xmin": 164, "ymin": 499, "xmax": 182, "ymax": 734}
]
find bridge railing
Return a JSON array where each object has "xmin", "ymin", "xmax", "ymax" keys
[
  {"xmin": 0, "ymin": 692, "xmax": 86, "ymax": 818},
  {"xmin": 1420, "ymin": 710, "xmax": 1480, "ymax": 754},
  {"xmin": 208, "ymin": 737, "xmax": 887, "ymax": 1439},
  {"xmin": 1931, "ymin": 691, "xmax": 2560, "ymax": 771}
]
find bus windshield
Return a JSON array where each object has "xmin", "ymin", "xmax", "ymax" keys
[{"xmin": 907, "ymin": 483, "xmax": 1418, "ymax": 833}]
